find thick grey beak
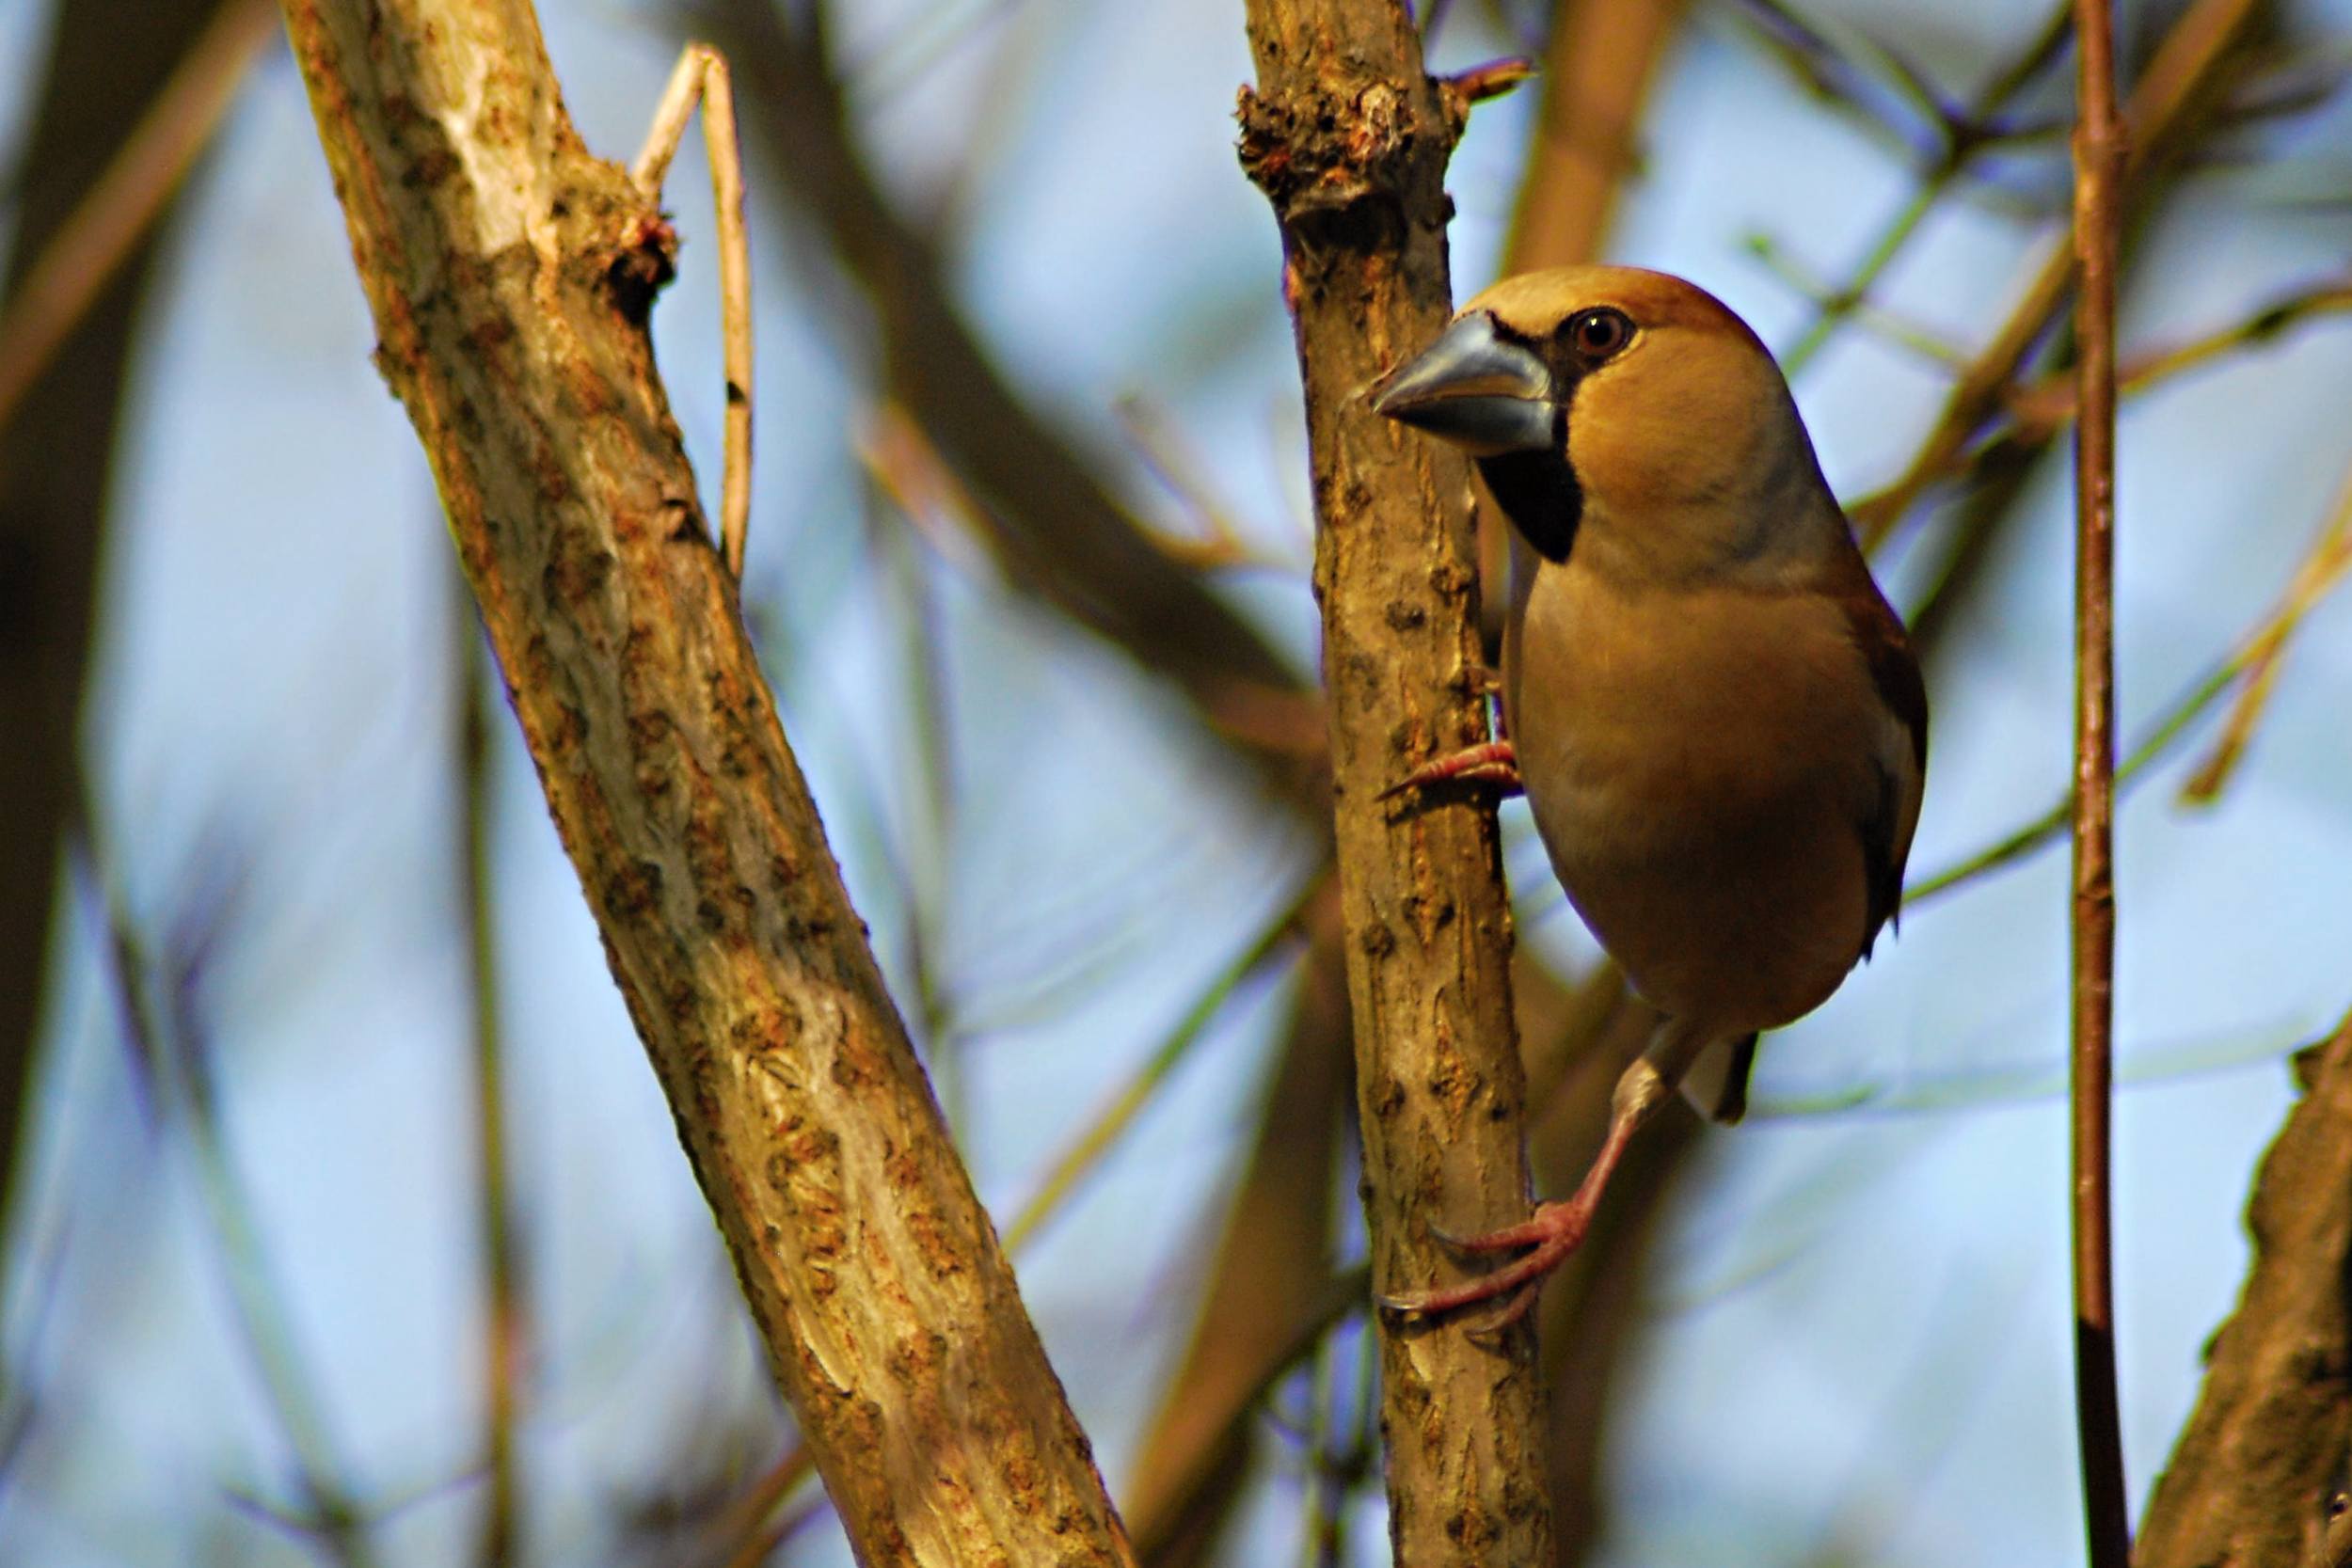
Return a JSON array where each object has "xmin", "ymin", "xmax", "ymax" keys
[{"xmin": 1370, "ymin": 311, "xmax": 1555, "ymax": 455}]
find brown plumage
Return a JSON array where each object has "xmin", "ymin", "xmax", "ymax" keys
[{"xmin": 1370, "ymin": 264, "xmax": 1927, "ymax": 1326}]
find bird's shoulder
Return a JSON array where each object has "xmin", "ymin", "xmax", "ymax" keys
[
  {"xmin": 1810, "ymin": 548, "xmax": 1927, "ymax": 953},
  {"xmin": 1822, "ymin": 562, "xmax": 1928, "ymax": 774}
]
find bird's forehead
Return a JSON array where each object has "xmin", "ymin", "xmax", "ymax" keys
[{"xmin": 1464, "ymin": 265, "xmax": 1764, "ymax": 352}]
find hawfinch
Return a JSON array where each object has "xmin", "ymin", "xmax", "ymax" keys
[{"xmin": 1371, "ymin": 265, "xmax": 1927, "ymax": 1324}]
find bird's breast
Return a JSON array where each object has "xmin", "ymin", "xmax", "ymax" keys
[{"xmin": 1507, "ymin": 562, "xmax": 1881, "ymax": 1035}]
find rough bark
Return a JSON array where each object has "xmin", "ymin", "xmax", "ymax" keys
[
  {"xmin": 1239, "ymin": 5, "xmax": 1554, "ymax": 1561},
  {"xmin": 0, "ymin": 0, "xmax": 230, "ymax": 1271},
  {"xmin": 2135, "ymin": 1009, "xmax": 2352, "ymax": 1568},
  {"xmin": 275, "ymin": 4, "xmax": 1130, "ymax": 1562}
]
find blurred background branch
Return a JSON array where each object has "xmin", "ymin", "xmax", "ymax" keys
[{"xmin": 0, "ymin": 0, "xmax": 262, "ymax": 1331}]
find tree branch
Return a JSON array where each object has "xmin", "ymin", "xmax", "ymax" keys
[
  {"xmin": 2136, "ymin": 1008, "xmax": 2352, "ymax": 1568},
  {"xmin": 276, "ymin": 4, "xmax": 1129, "ymax": 1560},
  {"xmin": 1848, "ymin": 0, "xmax": 2261, "ymax": 546},
  {"xmin": 1239, "ymin": 3, "xmax": 1552, "ymax": 1560},
  {"xmin": 0, "ymin": 0, "xmax": 250, "ymax": 1317},
  {"xmin": 702, "ymin": 0, "xmax": 1325, "ymax": 805},
  {"xmin": 2067, "ymin": 0, "xmax": 2128, "ymax": 1553},
  {"xmin": 1503, "ymin": 0, "xmax": 1687, "ymax": 275}
]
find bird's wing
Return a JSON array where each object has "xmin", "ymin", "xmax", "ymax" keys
[{"xmin": 1836, "ymin": 580, "xmax": 1929, "ymax": 958}]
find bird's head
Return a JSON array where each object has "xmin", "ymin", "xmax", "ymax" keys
[{"xmin": 1372, "ymin": 265, "xmax": 1834, "ymax": 578}]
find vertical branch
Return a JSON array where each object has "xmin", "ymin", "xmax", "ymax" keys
[
  {"xmin": 628, "ymin": 44, "xmax": 753, "ymax": 578},
  {"xmin": 1503, "ymin": 0, "xmax": 1687, "ymax": 275},
  {"xmin": 0, "ymin": 0, "xmax": 241, "ymax": 1310},
  {"xmin": 2069, "ymin": 2, "xmax": 2129, "ymax": 1564},
  {"xmin": 455, "ymin": 598, "xmax": 523, "ymax": 1568},
  {"xmin": 1238, "ymin": 5, "xmax": 1553, "ymax": 1563}
]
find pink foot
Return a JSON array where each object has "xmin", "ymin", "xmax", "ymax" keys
[
  {"xmin": 1379, "ymin": 739, "xmax": 1520, "ymax": 800},
  {"xmin": 1378, "ymin": 1197, "xmax": 1594, "ymax": 1328}
]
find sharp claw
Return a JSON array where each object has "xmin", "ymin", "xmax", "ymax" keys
[
  {"xmin": 1463, "ymin": 1283, "xmax": 1545, "ymax": 1340},
  {"xmin": 1379, "ymin": 740, "xmax": 1519, "ymax": 800}
]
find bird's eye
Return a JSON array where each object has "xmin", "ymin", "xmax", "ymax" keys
[{"xmin": 1565, "ymin": 307, "xmax": 1633, "ymax": 362}]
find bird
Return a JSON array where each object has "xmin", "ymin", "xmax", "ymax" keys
[{"xmin": 1368, "ymin": 264, "xmax": 1927, "ymax": 1328}]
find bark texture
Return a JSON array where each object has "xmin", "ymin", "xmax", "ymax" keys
[
  {"xmin": 2135, "ymin": 1010, "xmax": 2352, "ymax": 1568},
  {"xmin": 276, "ymin": 5, "xmax": 1129, "ymax": 1562},
  {"xmin": 1239, "ymin": 5, "xmax": 1554, "ymax": 1561}
]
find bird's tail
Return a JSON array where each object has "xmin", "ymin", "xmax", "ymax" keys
[{"xmin": 1663, "ymin": 1023, "xmax": 1760, "ymax": 1126}]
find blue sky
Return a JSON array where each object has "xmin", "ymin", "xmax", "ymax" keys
[{"xmin": 6, "ymin": 0, "xmax": 2352, "ymax": 1562}]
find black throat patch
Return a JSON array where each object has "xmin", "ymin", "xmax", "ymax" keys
[{"xmin": 1475, "ymin": 407, "xmax": 1581, "ymax": 564}]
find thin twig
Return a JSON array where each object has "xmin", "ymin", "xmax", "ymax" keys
[
  {"xmin": 87, "ymin": 851, "xmax": 382, "ymax": 1567},
  {"xmin": 1295, "ymin": 1328, "xmax": 1341, "ymax": 1568},
  {"xmin": 1003, "ymin": 883, "xmax": 1313, "ymax": 1252},
  {"xmin": 2068, "ymin": 0, "xmax": 2129, "ymax": 1559},
  {"xmin": 1112, "ymin": 395, "xmax": 1277, "ymax": 573},
  {"xmin": 707, "ymin": 1446, "xmax": 816, "ymax": 1568},
  {"xmin": 632, "ymin": 44, "xmax": 755, "ymax": 578},
  {"xmin": 2179, "ymin": 464, "xmax": 2352, "ymax": 802},
  {"xmin": 1907, "ymin": 463, "xmax": 2352, "ymax": 902},
  {"xmin": 1748, "ymin": 234, "xmax": 1974, "ymax": 369},
  {"xmin": 455, "ymin": 600, "xmax": 523, "ymax": 1568},
  {"xmin": 1772, "ymin": 0, "xmax": 2073, "ymax": 379},
  {"xmin": 1903, "ymin": 657, "xmax": 2231, "ymax": 907},
  {"xmin": 868, "ymin": 466, "xmax": 965, "ymax": 1120},
  {"xmin": 0, "ymin": 0, "xmax": 278, "ymax": 436},
  {"xmin": 705, "ymin": 0, "xmax": 1328, "ymax": 796},
  {"xmin": 1120, "ymin": 882, "xmax": 1353, "ymax": 1564},
  {"xmin": 2005, "ymin": 277, "xmax": 2352, "ymax": 437},
  {"xmin": 1847, "ymin": 0, "xmax": 2261, "ymax": 547}
]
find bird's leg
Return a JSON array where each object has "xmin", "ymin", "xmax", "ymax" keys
[
  {"xmin": 631, "ymin": 44, "xmax": 755, "ymax": 579},
  {"xmin": 1382, "ymin": 662, "xmax": 1514, "ymax": 797},
  {"xmin": 1382, "ymin": 1023, "xmax": 1702, "ymax": 1325},
  {"xmin": 1378, "ymin": 738, "xmax": 1520, "ymax": 800}
]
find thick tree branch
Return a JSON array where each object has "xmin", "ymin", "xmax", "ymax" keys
[
  {"xmin": 1239, "ymin": 3, "xmax": 1552, "ymax": 1561},
  {"xmin": 2136, "ymin": 1008, "xmax": 2352, "ymax": 1568},
  {"xmin": 276, "ymin": 4, "xmax": 1129, "ymax": 1561}
]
